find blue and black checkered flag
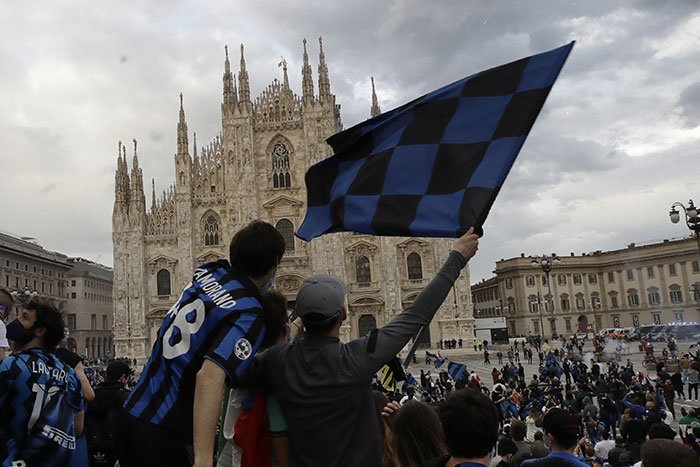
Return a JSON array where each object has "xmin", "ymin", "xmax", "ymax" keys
[
  {"xmin": 448, "ymin": 361, "xmax": 468, "ymax": 382},
  {"xmin": 296, "ymin": 42, "xmax": 574, "ymax": 241}
]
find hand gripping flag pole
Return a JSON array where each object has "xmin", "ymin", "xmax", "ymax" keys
[{"xmin": 296, "ymin": 42, "xmax": 574, "ymax": 241}]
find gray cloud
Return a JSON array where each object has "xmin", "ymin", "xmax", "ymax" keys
[
  {"xmin": 678, "ymin": 81, "xmax": 700, "ymax": 127},
  {"xmin": 0, "ymin": 0, "xmax": 699, "ymax": 282},
  {"xmin": 36, "ymin": 183, "xmax": 57, "ymax": 196}
]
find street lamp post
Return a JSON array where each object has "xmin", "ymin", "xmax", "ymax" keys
[
  {"xmin": 669, "ymin": 199, "xmax": 700, "ymax": 257},
  {"xmin": 531, "ymin": 254, "xmax": 561, "ymax": 339},
  {"xmin": 9, "ymin": 287, "xmax": 39, "ymax": 309},
  {"xmin": 590, "ymin": 298, "xmax": 601, "ymax": 334}
]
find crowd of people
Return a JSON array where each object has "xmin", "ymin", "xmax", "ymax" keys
[
  {"xmin": 374, "ymin": 334, "xmax": 700, "ymax": 466},
  {"xmin": 1, "ymin": 221, "xmax": 699, "ymax": 466}
]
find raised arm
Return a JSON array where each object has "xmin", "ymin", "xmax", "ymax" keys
[{"xmin": 347, "ymin": 228, "xmax": 479, "ymax": 375}]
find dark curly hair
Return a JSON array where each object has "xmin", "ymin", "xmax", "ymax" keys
[{"xmin": 27, "ymin": 300, "xmax": 65, "ymax": 351}]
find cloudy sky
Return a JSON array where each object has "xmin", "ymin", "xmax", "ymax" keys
[{"xmin": 1, "ymin": 0, "xmax": 699, "ymax": 283}]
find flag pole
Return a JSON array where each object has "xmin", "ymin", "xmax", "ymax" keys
[{"xmin": 403, "ymin": 326, "xmax": 424, "ymax": 367}]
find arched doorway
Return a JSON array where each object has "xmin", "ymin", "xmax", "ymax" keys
[
  {"xmin": 358, "ymin": 314, "xmax": 377, "ymax": 338},
  {"xmin": 85, "ymin": 338, "xmax": 91, "ymax": 359},
  {"xmin": 577, "ymin": 315, "xmax": 589, "ymax": 332}
]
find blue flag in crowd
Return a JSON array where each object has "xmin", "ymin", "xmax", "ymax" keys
[
  {"xmin": 448, "ymin": 361, "xmax": 468, "ymax": 382},
  {"xmin": 405, "ymin": 373, "xmax": 417, "ymax": 388},
  {"xmin": 296, "ymin": 42, "xmax": 574, "ymax": 241},
  {"xmin": 434, "ymin": 355, "xmax": 447, "ymax": 368}
]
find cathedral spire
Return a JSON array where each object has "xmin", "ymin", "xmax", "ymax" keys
[
  {"xmin": 151, "ymin": 178, "xmax": 156, "ymax": 210},
  {"xmin": 278, "ymin": 57, "xmax": 290, "ymax": 89},
  {"xmin": 177, "ymin": 93, "xmax": 189, "ymax": 156},
  {"xmin": 301, "ymin": 38, "xmax": 315, "ymax": 102},
  {"xmin": 370, "ymin": 76, "xmax": 381, "ymax": 118},
  {"xmin": 130, "ymin": 138, "xmax": 145, "ymax": 209},
  {"xmin": 115, "ymin": 140, "xmax": 129, "ymax": 204},
  {"xmin": 132, "ymin": 138, "xmax": 139, "ymax": 169},
  {"xmin": 238, "ymin": 44, "xmax": 251, "ymax": 104},
  {"xmin": 317, "ymin": 36, "xmax": 331, "ymax": 102},
  {"xmin": 223, "ymin": 45, "xmax": 237, "ymax": 108}
]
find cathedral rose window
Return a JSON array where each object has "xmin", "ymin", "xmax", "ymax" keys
[
  {"xmin": 272, "ymin": 143, "xmax": 291, "ymax": 188},
  {"xmin": 204, "ymin": 215, "xmax": 220, "ymax": 246}
]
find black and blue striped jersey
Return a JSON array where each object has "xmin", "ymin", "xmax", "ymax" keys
[
  {"xmin": 0, "ymin": 348, "xmax": 84, "ymax": 467},
  {"xmin": 124, "ymin": 260, "xmax": 266, "ymax": 440}
]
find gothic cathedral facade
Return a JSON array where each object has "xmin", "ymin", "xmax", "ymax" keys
[{"xmin": 112, "ymin": 39, "xmax": 475, "ymax": 362}]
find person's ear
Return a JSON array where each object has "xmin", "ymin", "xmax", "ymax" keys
[{"xmin": 34, "ymin": 326, "xmax": 47, "ymax": 338}]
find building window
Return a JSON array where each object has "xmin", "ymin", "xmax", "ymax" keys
[
  {"xmin": 71, "ymin": 279, "xmax": 76, "ymax": 287},
  {"xmin": 91, "ymin": 314, "xmax": 97, "ymax": 330},
  {"xmin": 573, "ymin": 274, "xmax": 582, "ymax": 285},
  {"xmin": 591, "ymin": 294, "xmax": 601, "ymax": 309},
  {"xmin": 102, "ymin": 315, "xmax": 108, "ymax": 330},
  {"xmin": 355, "ymin": 256, "xmax": 371, "ymax": 285},
  {"xmin": 204, "ymin": 215, "xmax": 220, "ymax": 246},
  {"xmin": 532, "ymin": 320, "xmax": 540, "ymax": 334},
  {"xmin": 526, "ymin": 275, "xmax": 535, "ymax": 287},
  {"xmin": 560, "ymin": 294, "xmax": 570, "ymax": 311},
  {"xmin": 407, "ymin": 253, "xmax": 423, "ymax": 280},
  {"xmin": 648, "ymin": 288, "xmax": 660, "ymax": 305},
  {"xmin": 509, "ymin": 321, "xmax": 516, "ymax": 336},
  {"xmin": 71, "ymin": 292, "xmax": 76, "ymax": 299},
  {"xmin": 670, "ymin": 289, "xmax": 683, "ymax": 303},
  {"xmin": 544, "ymin": 294, "xmax": 553, "ymax": 312},
  {"xmin": 271, "ymin": 143, "xmax": 292, "ymax": 188},
  {"xmin": 608, "ymin": 271, "xmax": 615, "ymax": 283},
  {"xmin": 505, "ymin": 278, "xmax": 513, "ymax": 289},
  {"xmin": 610, "ymin": 294, "xmax": 619, "ymax": 308},
  {"xmin": 157, "ymin": 269, "xmax": 171, "ymax": 296},
  {"xmin": 669, "ymin": 264, "xmax": 677, "ymax": 276},
  {"xmin": 612, "ymin": 315, "xmax": 620, "ymax": 327},
  {"xmin": 565, "ymin": 318, "xmax": 572, "ymax": 332},
  {"xmin": 627, "ymin": 290, "xmax": 640, "ymax": 307},
  {"xmin": 575, "ymin": 293, "xmax": 585, "ymax": 310},
  {"xmin": 693, "ymin": 283, "xmax": 700, "ymax": 302},
  {"xmin": 275, "ymin": 219, "xmax": 295, "ymax": 252},
  {"xmin": 647, "ymin": 266, "xmax": 655, "ymax": 279},
  {"xmin": 632, "ymin": 314, "xmax": 640, "ymax": 327},
  {"xmin": 693, "ymin": 261, "xmax": 700, "ymax": 273},
  {"xmin": 588, "ymin": 274, "xmax": 597, "ymax": 285},
  {"xmin": 67, "ymin": 314, "xmax": 76, "ymax": 331},
  {"xmin": 627, "ymin": 270, "xmax": 634, "ymax": 281},
  {"xmin": 652, "ymin": 313, "xmax": 661, "ymax": 325},
  {"xmin": 542, "ymin": 275, "xmax": 548, "ymax": 286},
  {"xmin": 557, "ymin": 274, "xmax": 567, "ymax": 286},
  {"xmin": 528, "ymin": 295, "xmax": 539, "ymax": 313},
  {"xmin": 676, "ymin": 311, "xmax": 684, "ymax": 322}
]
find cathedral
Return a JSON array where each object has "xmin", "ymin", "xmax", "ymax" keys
[{"xmin": 112, "ymin": 38, "xmax": 475, "ymax": 362}]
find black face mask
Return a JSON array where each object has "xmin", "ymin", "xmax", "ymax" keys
[{"xmin": 6, "ymin": 319, "xmax": 35, "ymax": 347}]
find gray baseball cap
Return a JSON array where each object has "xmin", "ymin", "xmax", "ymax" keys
[{"xmin": 296, "ymin": 274, "xmax": 347, "ymax": 322}]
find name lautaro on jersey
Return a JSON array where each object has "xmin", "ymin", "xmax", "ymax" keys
[{"xmin": 30, "ymin": 361, "xmax": 69, "ymax": 384}]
